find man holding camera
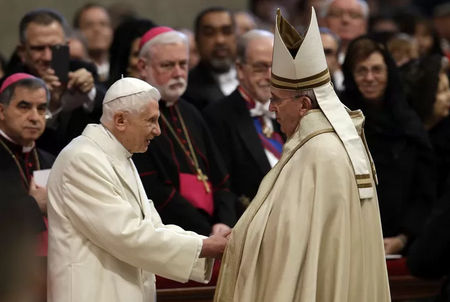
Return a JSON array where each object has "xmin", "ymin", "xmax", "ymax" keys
[{"xmin": 3, "ymin": 8, "xmax": 105, "ymax": 156}]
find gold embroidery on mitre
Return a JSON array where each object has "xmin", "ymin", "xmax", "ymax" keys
[{"xmin": 271, "ymin": 69, "xmax": 331, "ymax": 90}]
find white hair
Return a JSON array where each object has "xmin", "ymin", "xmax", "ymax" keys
[
  {"xmin": 100, "ymin": 89, "xmax": 161, "ymax": 123},
  {"xmin": 139, "ymin": 31, "xmax": 189, "ymax": 59},
  {"xmin": 296, "ymin": 89, "xmax": 318, "ymax": 108},
  {"xmin": 236, "ymin": 29, "xmax": 274, "ymax": 63},
  {"xmin": 321, "ymin": 0, "xmax": 370, "ymax": 20}
]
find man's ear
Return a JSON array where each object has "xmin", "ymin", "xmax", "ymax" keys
[
  {"xmin": 299, "ymin": 96, "xmax": 312, "ymax": 117},
  {"xmin": 113, "ymin": 112, "xmax": 127, "ymax": 131},
  {"xmin": 17, "ymin": 44, "xmax": 27, "ymax": 63},
  {"xmin": 236, "ymin": 60, "xmax": 244, "ymax": 82},
  {"xmin": 137, "ymin": 58, "xmax": 147, "ymax": 78},
  {"xmin": 0, "ymin": 104, "xmax": 6, "ymax": 121}
]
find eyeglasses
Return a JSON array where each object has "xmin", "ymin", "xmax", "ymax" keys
[
  {"xmin": 324, "ymin": 48, "xmax": 337, "ymax": 57},
  {"xmin": 244, "ymin": 62, "xmax": 272, "ymax": 73},
  {"xmin": 328, "ymin": 9, "xmax": 364, "ymax": 20},
  {"xmin": 269, "ymin": 95, "xmax": 301, "ymax": 104},
  {"xmin": 354, "ymin": 65, "xmax": 387, "ymax": 79},
  {"xmin": 157, "ymin": 61, "xmax": 188, "ymax": 72}
]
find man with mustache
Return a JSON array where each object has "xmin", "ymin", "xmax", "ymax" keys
[
  {"xmin": 0, "ymin": 73, "xmax": 55, "ymax": 301},
  {"xmin": 183, "ymin": 7, "xmax": 238, "ymax": 111},
  {"xmin": 203, "ymin": 29, "xmax": 285, "ymax": 216},
  {"xmin": 134, "ymin": 26, "xmax": 237, "ymax": 237}
]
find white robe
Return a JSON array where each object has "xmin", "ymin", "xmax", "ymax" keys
[
  {"xmin": 47, "ymin": 124, "xmax": 213, "ymax": 302},
  {"xmin": 214, "ymin": 109, "xmax": 390, "ymax": 302}
]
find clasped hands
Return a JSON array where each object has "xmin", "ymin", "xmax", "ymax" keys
[{"xmin": 200, "ymin": 223, "xmax": 232, "ymax": 259}]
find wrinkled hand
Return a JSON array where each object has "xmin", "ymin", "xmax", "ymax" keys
[
  {"xmin": 68, "ymin": 68, "xmax": 94, "ymax": 93},
  {"xmin": 384, "ymin": 236, "xmax": 404, "ymax": 255},
  {"xmin": 200, "ymin": 230, "xmax": 231, "ymax": 259},
  {"xmin": 42, "ymin": 68, "xmax": 65, "ymax": 105},
  {"xmin": 211, "ymin": 223, "xmax": 231, "ymax": 236},
  {"xmin": 29, "ymin": 177, "xmax": 47, "ymax": 215}
]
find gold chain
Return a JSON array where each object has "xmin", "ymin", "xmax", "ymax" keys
[
  {"xmin": 160, "ymin": 106, "xmax": 210, "ymax": 193},
  {"xmin": 0, "ymin": 137, "xmax": 40, "ymax": 188}
]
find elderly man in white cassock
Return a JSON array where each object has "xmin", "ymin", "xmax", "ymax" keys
[
  {"xmin": 214, "ymin": 8, "xmax": 391, "ymax": 302},
  {"xmin": 47, "ymin": 77, "xmax": 229, "ymax": 302}
]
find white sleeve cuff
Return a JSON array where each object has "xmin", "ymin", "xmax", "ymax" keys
[{"xmin": 188, "ymin": 237, "xmax": 214, "ymax": 283}]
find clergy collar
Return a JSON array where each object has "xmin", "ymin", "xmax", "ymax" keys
[
  {"xmin": 160, "ymin": 99, "xmax": 178, "ymax": 108},
  {"xmin": 99, "ymin": 124, "xmax": 133, "ymax": 159},
  {"xmin": 0, "ymin": 129, "xmax": 35, "ymax": 153}
]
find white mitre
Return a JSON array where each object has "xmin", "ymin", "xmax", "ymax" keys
[
  {"xmin": 103, "ymin": 77, "xmax": 161, "ymax": 105},
  {"xmin": 272, "ymin": 8, "xmax": 374, "ymax": 200}
]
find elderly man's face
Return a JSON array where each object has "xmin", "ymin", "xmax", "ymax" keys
[
  {"xmin": 19, "ymin": 21, "xmax": 66, "ymax": 77},
  {"xmin": 0, "ymin": 86, "xmax": 47, "ymax": 147},
  {"xmin": 269, "ymin": 88, "xmax": 309, "ymax": 138},
  {"xmin": 139, "ymin": 42, "xmax": 189, "ymax": 102},
  {"xmin": 196, "ymin": 11, "xmax": 236, "ymax": 73},
  {"xmin": 321, "ymin": 33, "xmax": 340, "ymax": 73},
  {"xmin": 123, "ymin": 100, "xmax": 161, "ymax": 153},
  {"xmin": 326, "ymin": 0, "xmax": 367, "ymax": 44},
  {"xmin": 78, "ymin": 6, "xmax": 113, "ymax": 53},
  {"xmin": 237, "ymin": 37, "xmax": 273, "ymax": 103}
]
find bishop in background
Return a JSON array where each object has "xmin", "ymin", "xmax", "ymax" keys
[
  {"xmin": 133, "ymin": 26, "xmax": 237, "ymax": 236},
  {"xmin": 214, "ymin": 8, "xmax": 391, "ymax": 302}
]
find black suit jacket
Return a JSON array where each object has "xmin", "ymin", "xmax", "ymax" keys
[
  {"xmin": 183, "ymin": 62, "xmax": 224, "ymax": 111},
  {"xmin": 2, "ymin": 60, "xmax": 105, "ymax": 156},
  {"xmin": 203, "ymin": 88, "xmax": 285, "ymax": 215}
]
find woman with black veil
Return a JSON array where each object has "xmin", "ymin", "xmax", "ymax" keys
[
  {"xmin": 107, "ymin": 18, "xmax": 156, "ymax": 87},
  {"xmin": 340, "ymin": 36, "xmax": 436, "ymax": 256}
]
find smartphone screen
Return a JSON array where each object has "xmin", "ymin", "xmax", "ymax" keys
[{"xmin": 50, "ymin": 45, "xmax": 70, "ymax": 83}]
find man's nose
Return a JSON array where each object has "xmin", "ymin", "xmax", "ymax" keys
[
  {"xmin": 215, "ymin": 33, "xmax": 226, "ymax": 44},
  {"xmin": 153, "ymin": 123, "xmax": 161, "ymax": 136},
  {"xmin": 172, "ymin": 64, "xmax": 184, "ymax": 78},
  {"xmin": 42, "ymin": 46, "xmax": 52, "ymax": 62},
  {"xmin": 28, "ymin": 108, "xmax": 40, "ymax": 122},
  {"xmin": 269, "ymin": 101, "xmax": 276, "ymax": 112}
]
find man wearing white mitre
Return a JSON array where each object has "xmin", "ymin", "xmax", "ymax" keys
[
  {"xmin": 214, "ymin": 8, "xmax": 391, "ymax": 302},
  {"xmin": 47, "ymin": 77, "xmax": 229, "ymax": 302}
]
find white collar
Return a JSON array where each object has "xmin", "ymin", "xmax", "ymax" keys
[{"xmin": 0, "ymin": 129, "xmax": 35, "ymax": 153}]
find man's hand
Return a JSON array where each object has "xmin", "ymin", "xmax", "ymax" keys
[
  {"xmin": 384, "ymin": 236, "xmax": 406, "ymax": 255},
  {"xmin": 29, "ymin": 177, "xmax": 47, "ymax": 215},
  {"xmin": 42, "ymin": 68, "xmax": 65, "ymax": 108},
  {"xmin": 68, "ymin": 68, "xmax": 94, "ymax": 93},
  {"xmin": 200, "ymin": 230, "xmax": 231, "ymax": 259},
  {"xmin": 211, "ymin": 223, "xmax": 231, "ymax": 236}
]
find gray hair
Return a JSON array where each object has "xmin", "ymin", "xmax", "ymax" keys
[
  {"xmin": 294, "ymin": 89, "xmax": 319, "ymax": 109},
  {"xmin": 0, "ymin": 78, "xmax": 49, "ymax": 106},
  {"xmin": 236, "ymin": 29, "xmax": 274, "ymax": 64},
  {"xmin": 100, "ymin": 89, "xmax": 161, "ymax": 123},
  {"xmin": 139, "ymin": 31, "xmax": 188, "ymax": 60},
  {"xmin": 321, "ymin": 0, "xmax": 370, "ymax": 20}
]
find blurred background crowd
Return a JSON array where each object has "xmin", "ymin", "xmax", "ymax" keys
[{"xmin": 1, "ymin": 0, "xmax": 450, "ymax": 301}]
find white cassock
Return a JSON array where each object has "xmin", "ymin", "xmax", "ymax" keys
[
  {"xmin": 214, "ymin": 110, "xmax": 391, "ymax": 302},
  {"xmin": 47, "ymin": 124, "xmax": 213, "ymax": 302}
]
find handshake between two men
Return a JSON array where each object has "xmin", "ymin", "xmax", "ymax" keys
[{"xmin": 201, "ymin": 228, "xmax": 232, "ymax": 259}]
